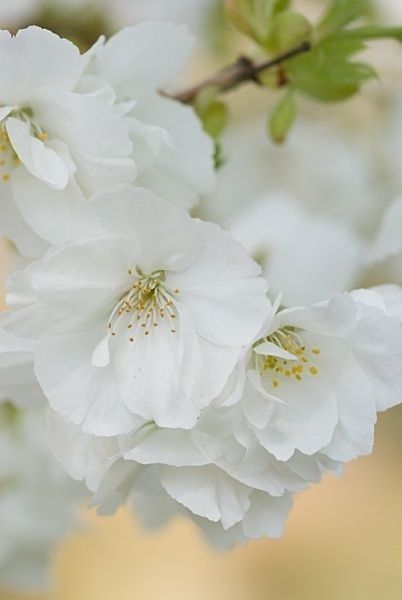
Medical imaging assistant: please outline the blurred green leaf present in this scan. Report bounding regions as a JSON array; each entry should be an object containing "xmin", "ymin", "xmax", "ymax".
[
  {"xmin": 287, "ymin": 33, "xmax": 377, "ymax": 102},
  {"xmin": 224, "ymin": 0, "xmax": 290, "ymax": 43},
  {"xmin": 316, "ymin": 0, "xmax": 371, "ymax": 39},
  {"xmin": 267, "ymin": 11, "xmax": 312, "ymax": 52},
  {"xmin": 269, "ymin": 89, "xmax": 296, "ymax": 143}
]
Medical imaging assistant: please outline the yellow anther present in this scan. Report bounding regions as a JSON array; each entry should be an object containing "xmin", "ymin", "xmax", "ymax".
[
  {"xmin": 2, "ymin": 173, "xmax": 10, "ymax": 181},
  {"xmin": 310, "ymin": 366, "xmax": 318, "ymax": 375},
  {"xmin": 272, "ymin": 379, "xmax": 280, "ymax": 388},
  {"xmin": 312, "ymin": 348, "xmax": 321, "ymax": 355}
]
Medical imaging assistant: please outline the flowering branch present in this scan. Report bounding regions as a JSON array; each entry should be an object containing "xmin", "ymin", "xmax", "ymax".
[{"xmin": 169, "ymin": 40, "xmax": 312, "ymax": 104}]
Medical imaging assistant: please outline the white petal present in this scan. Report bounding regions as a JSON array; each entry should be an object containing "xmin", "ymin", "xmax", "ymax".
[
  {"xmin": 35, "ymin": 327, "xmax": 139, "ymax": 436},
  {"xmin": 8, "ymin": 238, "xmax": 140, "ymax": 335},
  {"xmin": 92, "ymin": 459, "xmax": 140, "ymax": 515},
  {"xmin": 160, "ymin": 465, "xmax": 252, "ymax": 529},
  {"xmin": 47, "ymin": 408, "xmax": 118, "ymax": 491},
  {"xmin": 11, "ymin": 168, "xmax": 83, "ymax": 246},
  {"xmin": 0, "ymin": 183, "xmax": 48, "ymax": 258},
  {"xmin": 254, "ymin": 366, "xmax": 339, "ymax": 461},
  {"xmin": 6, "ymin": 117, "xmax": 69, "ymax": 190},
  {"xmin": 124, "ymin": 428, "xmax": 208, "ymax": 467},
  {"xmin": 254, "ymin": 340, "xmax": 297, "ymax": 360},
  {"xmin": 0, "ymin": 27, "xmax": 84, "ymax": 105},
  {"xmin": 34, "ymin": 89, "xmax": 136, "ymax": 194},
  {"xmin": 114, "ymin": 302, "xmax": 205, "ymax": 429},
  {"xmin": 74, "ymin": 186, "xmax": 202, "ymax": 272},
  {"xmin": 242, "ymin": 491, "xmax": 293, "ymax": 539},
  {"xmin": 134, "ymin": 94, "xmax": 215, "ymax": 204},
  {"xmin": 96, "ymin": 22, "xmax": 193, "ymax": 96},
  {"xmin": 169, "ymin": 221, "xmax": 270, "ymax": 347}
]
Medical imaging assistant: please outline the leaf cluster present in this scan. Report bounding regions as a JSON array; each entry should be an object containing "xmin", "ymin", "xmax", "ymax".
[{"xmin": 225, "ymin": 0, "xmax": 402, "ymax": 142}]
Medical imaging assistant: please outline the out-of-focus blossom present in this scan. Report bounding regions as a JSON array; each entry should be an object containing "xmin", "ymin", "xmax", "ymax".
[
  {"xmin": 228, "ymin": 194, "xmax": 364, "ymax": 306},
  {"xmin": 0, "ymin": 405, "xmax": 85, "ymax": 589},
  {"xmin": 200, "ymin": 116, "xmax": 383, "ymax": 236},
  {"xmin": 0, "ymin": 0, "xmax": 41, "ymax": 29},
  {"xmin": 0, "ymin": 327, "xmax": 43, "ymax": 406},
  {"xmin": 91, "ymin": 21, "xmax": 215, "ymax": 209}
]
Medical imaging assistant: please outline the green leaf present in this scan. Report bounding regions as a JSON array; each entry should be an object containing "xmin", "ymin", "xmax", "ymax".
[
  {"xmin": 266, "ymin": 10, "xmax": 312, "ymax": 52},
  {"xmin": 316, "ymin": 0, "xmax": 371, "ymax": 39},
  {"xmin": 269, "ymin": 90, "xmax": 296, "ymax": 143},
  {"xmin": 224, "ymin": 0, "xmax": 290, "ymax": 43},
  {"xmin": 287, "ymin": 34, "xmax": 377, "ymax": 102}
]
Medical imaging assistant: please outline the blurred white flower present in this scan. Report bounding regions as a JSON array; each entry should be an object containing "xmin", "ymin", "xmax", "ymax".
[
  {"xmin": 104, "ymin": 0, "xmax": 217, "ymax": 39},
  {"xmin": 91, "ymin": 22, "xmax": 215, "ymax": 209},
  {"xmin": 2, "ymin": 187, "xmax": 269, "ymax": 434},
  {"xmin": 200, "ymin": 116, "xmax": 382, "ymax": 235},
  {"xmin": 0, "ymin": 405, "xmax": 85, "ymax": 589},
  {"xmin": 228, "ymin": 193, "xmax": 364, "ymax": 306},
  {"xmin": 0, "ymin": 0, "xmax": 41, "ymax": 29},
  {"xmin": 371, "ymin": 193, "xmax": 402, "ymax": 263},
  {"xmin": 0, "ymin": 327, "xmax": 43, "ymax": 406}
]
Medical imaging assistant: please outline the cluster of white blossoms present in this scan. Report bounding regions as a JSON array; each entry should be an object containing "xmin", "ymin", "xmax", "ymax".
[{"xmin": 1, "ymin": 22, "xmax": 402, "ymax": 563}]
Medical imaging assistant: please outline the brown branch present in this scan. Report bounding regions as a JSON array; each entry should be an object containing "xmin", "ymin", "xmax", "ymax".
[{"xmin": 168, "ymin": 40, "xmax": 311, "ymax": 104}]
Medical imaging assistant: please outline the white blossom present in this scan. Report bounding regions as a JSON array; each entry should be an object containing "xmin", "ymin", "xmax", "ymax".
[
  {"xmin": 0, "ymin": 24, "xmax": 215, "ymax": 257},
  {"xmin": 47, "ymin": 406, "xmax": 341, "ymax": 549},
  {"xmin": 2, "ymin": 187, "xmax": 269, "ymax": 435},
  {"xmin": 0, "ymin": 26, "xmax": 136, "ymax": 254},
  {"xmin": 239, "ymin": 292, "xmax": 402, "ymax": 463}
]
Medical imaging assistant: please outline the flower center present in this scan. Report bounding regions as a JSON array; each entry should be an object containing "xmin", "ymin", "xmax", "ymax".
[
  {"xmin": 108, "ymin": 267, "xmax": 180, "ymax": 343},
  {"xmin": 0, "ymin": 107, "xmax": 47, "ymax": 183},
  {"xmin": 256, "ymin": 327, "xmax": 321, "ymax": 389}
]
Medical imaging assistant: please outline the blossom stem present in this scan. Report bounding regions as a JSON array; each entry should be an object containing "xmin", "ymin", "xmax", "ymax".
[{"xmin": 168, "ymin": 40, "xmax": 311, "ymax": 104}]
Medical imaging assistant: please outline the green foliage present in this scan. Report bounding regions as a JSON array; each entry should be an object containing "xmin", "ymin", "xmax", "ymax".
[
  {"xmin": 224, "ymin": 0, "xmax": 402, "ymax": 142},
  {"xmin": 287, "ymin": 35, "xmax": 377, "ymax": 102},
  {"xmin": 316, "ymin": 0, "xmax": 371, "ymax": 38},
  {"xmin": 224, "ymin": 0, "xmax": 291, "ymax": 45},
  {"xmin": 267, "ymin": 11, "xmax": 312, "ymax": 53},
  {"xmin": 269, "ymin": 89, "xmax": 296, "ymax": 143}
]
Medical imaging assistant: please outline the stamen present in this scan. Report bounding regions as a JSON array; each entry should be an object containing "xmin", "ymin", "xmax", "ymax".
[
  {"xmin": 256, "ymin": 325, "xmax": 322, "ymax": 387},
  {"xmin": 107, "ymin": 267, "xmax": 179, "ymax": 343}
]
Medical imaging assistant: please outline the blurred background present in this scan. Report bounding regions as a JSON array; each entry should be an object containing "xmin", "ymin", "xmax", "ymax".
[{"xmin": 1, "ymin": 0, "xmax": 402, "ymax": 598}]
